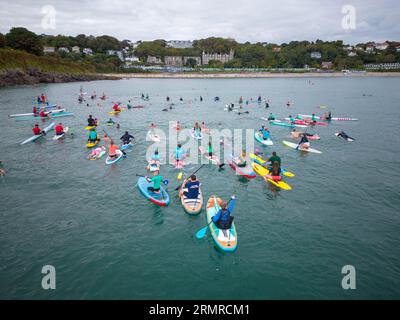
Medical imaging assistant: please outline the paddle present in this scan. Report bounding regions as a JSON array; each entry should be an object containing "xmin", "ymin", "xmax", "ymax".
[
  {"xmin": 174, "ymin": 164, "xmax": 205, "ymax": 191},
  {"xmin": 195, "ymin": 198, "xmax": 232, "ymax": 240}
]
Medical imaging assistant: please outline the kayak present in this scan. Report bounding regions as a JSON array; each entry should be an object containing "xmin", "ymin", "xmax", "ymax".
[
  {"xmin": 335, "ymin": 132, "xmax": 355, "ymax": 142},
  {"xmin": 251, "ymin": 162, "xmax": 292, "ymax": 190},
  {"xmin": 199, "ymin": 146, "xmax": 221, "ymax": 166},
  {"xmin": 105, "ymin": 149, "xmax": 124, "ymax": 165},
  {"xmin": 191, "ymin": 130, "xmax": 203, "ymax": 140},
  {"xmin": 106, "ymin": 121, "xmax": 115, "ymax": 126},
  {"xmin": 85, "ymin": 125, "xmax": 98, "ymax": 131},
  {"xmin": 35, "ymin": 103, "xmax": 57, "ymax": 109},
  {"xmin": 282, "ymin": 140, "xmax": 322, "ymax": 154},
  {"xmin": 15, "ymin": 112, "xmax": 74, "ymax": 121},
  {"xmin": 20, "ymin": 122, "xmax": 55, "ymax": 145},
  {"xmin": 180, "ymin": 178, "xmax": 203, "ymax": 215},
  {"xmin": 86, "ymin": 139, "xmax": 100, "ymax": 148},
  {"xmin": 249, "ymin": 153, "xmax": 295, "ymax": 178},
  {"xmin": 254, "ymin": 131, "xmax": 273, "ymax": 146},
  {"xmin": 298, "ymin": 114, "xmax": 358, "ymax": 121},
  {"xmin": 227, "ymin": 155, "xmax": 256, "ymax": 179},
  {"xmin": 52, "ymin": 127, "xmax": 69, "ymax": 140},
  {"xmin": 9, "ymin": 109, "xmax": 66, "ymax": 118},
  {"xmin": 146, "ymin": 131, "xmax": 161, "ymax": 142},
  {"xmin": 108, "ymin": 109, "xmax": 123, "ymax": 115},
  {"xmin": 87, "ymin": 147, "xmax": 107, "ymax": 160},
  {"xmin": 137, "ymin": 176, "xmax": 170, "ymax": 206},
  {"xmin": 269, "ymin": 120, "xmax": 308, "ymax": 128},
  {"xmin": 206, "ymin": 196, "xmax": 237, "ymax": 252}
]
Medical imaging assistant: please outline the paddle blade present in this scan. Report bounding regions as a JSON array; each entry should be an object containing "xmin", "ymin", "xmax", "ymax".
[
  {"xmin": 195, "ymin": 226, "xmax": 208, "ymax": 239},
  {"xmin": 283, "ymin": 171, "xmax": 295, "ymax": 178},
  {"xmin": 177, "ymin": 172, "xmax": 183, "ymax": 180}
]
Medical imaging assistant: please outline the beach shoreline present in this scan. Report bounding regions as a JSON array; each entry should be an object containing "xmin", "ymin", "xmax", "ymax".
[{"xmin": 102, "ymin": 71, "xmax": 400, "ymax": 79}]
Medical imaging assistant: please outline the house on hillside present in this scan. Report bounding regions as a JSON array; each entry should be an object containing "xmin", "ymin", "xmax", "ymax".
[
  {"xmin": 375, "ymin": 42, "xmax": 389, "ymax": 50},
  {"xmin": 72, "ymin": 46, "xmax": 80, "ymax": 53},
  {"xmin": 166, "ymin": 40, "xmax": 193, "ymax": 49},
  {"xmin": 83, "ymin": 48, "xmax": 93, "ymax": 55},
  {"xmin": 43, "ymin": 46, "xmax": 55, "ymax": 54},
  {"xmin": 272, "ymin": 47, "xmax": 281, "ymax": 52},
  {"xmin": 366, "ymin": 44, "xmax": 375, "ymax": 54},
  {"xmin": 58, "ymin": 47, "xmax": 70, "ymax": 53},
  {"xmin": 396, "ymin": 45, "xmax": 400, "ymax": 53},
  {"xmin": 310, "ymin": 51, "xmax": 321, "ymax": 59},
  {"xmin": 125, "ymin": 55, "xmax": 139, "ymax": 63},
  {"xmin": 348, "ymin": 51, "xmax": 357, "ymax": 57},
  {"xmin": 321, "ymin": 61, "xmax": 333, "ymax": 69}
]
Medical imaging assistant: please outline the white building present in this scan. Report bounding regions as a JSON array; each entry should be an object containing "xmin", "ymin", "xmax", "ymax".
[
  {"xmin": 366, "ymin": 45, "xmax": 375, "ymax": 53},
  {"xmin": 116, "ymin": 51, "xmax": 124, "ymax": 61},
  {"xmin": 310, "ymin": 52, "xmax": 322, "ymax": 59},
  {"xmin": 72, "ymin": 46, "xmax": 80, "ymax": 53},
  {"xmin": 58, "ymin": 47, "xmax": 70, "ymax": 53},
  {"xmin": 348, "ymin": 51, "xmax": 357, "ymax": 57},
  {"xmin": 125, "ymin": 56, "xmax": 139, "ymax": 62},
  {"xmin": 202, "ymin": 50, "xmax": 234, "ymax": 65},
  {"xmin": 147, "ymin": 56, "xmax": 162, "ymax": 64},
  {"xmin": 375, "ymin": 42, "xmax": 389, "ymax": 50},
  {"xmin": 166, "ymin": 40, "xmax": 193, "ymax": 49},
  {"xmin": 83, "ymin": 48, "xmax": 93, "ymax": 55},
  {"xmin": 43, "ymin": 46, "xmax": 55, "ymax": 53}
]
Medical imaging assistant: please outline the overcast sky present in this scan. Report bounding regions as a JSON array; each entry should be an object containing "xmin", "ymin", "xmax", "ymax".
[{"xmin": 0, "ymin": 0, "xmax": 399, "ymax": 44}]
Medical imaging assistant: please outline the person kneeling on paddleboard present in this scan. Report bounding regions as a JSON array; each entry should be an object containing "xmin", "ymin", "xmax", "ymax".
[
  {"xmin": 181, "ymin": 175, "xmax": 201, "ymax": 200},
  {"xmin": 146, "ymin": 170, "xmax": 163, "ymax": 194},
  {"xmin": 32, "ymin": 124, "xmax": 45, "ymax": 136},
  {"xmin": 288, "ymin": 115, "xmax": 295, "ymax": 124},
  {"xmin": 55, "ymin": 123, "xmax": 65, "ymax": 136},
  {"xmin": 259, "ymin": 125, "xmax": 270, "ymax": 140},
  {"xmin": 234, "ymin": 150, "xmax": 247, "ymax": 167},
  {"xmin": 120, "ymin": 131, "xmax": 135, "ymax": 145},
  {"xmin": 267, "ymin": 113, "xmax": 275, "ymax": 121},
  {"xmin": 88, "ymin": 129, "xmax": 98, "ymax": 143},
  {"xmin": 296, "ymin": 133, "xmax": 310, "ymax": 150},
  {"xmin": 212, "ymin": 196, "xmax": 236, "ymax": 231},
  {"xmin": 264, "ymin": 162, "xmax": 282, "ymax": 182}
]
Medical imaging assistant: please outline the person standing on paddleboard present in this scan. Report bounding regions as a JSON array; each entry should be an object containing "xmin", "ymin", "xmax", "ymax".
[
  {"xmin": 146, "ymin": 170, "xmax": 163, "ymax": 194},
  {"xmin": 212, "ymin": 195, "xmax": 236, "ymax": 232}
]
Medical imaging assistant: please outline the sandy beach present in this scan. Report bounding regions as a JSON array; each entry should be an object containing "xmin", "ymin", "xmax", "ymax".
[{"xmin": 103, "ymin": 72, "xmax": 400, "ymax": 79}]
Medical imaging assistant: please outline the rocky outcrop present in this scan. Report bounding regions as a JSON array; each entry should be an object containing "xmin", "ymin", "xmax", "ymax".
[{"xmin": 0, "ymin": 68, "xmax": 120, "ymax": 87}]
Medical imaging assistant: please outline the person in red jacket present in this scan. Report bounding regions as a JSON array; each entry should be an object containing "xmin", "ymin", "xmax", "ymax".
[
  {"xmin": 39, "ymin": 109, "xmax": 49, "ymax": 118},
  {"xmin": 32, "ymin": 106, "xmax": 38, "ymax": 116},
  {"xmin": 41, "ymin": 94, "xmax": 46, "ymax": 104},
  {"xmin": 32, "ymin": 124, "xmax": 44, "ymax": 136},
  {"xmin": 54, "ymin": 123, "xmax": 64, "ymax": 135},
  {"xmin": 113, "ymin": 103, "xmax": 121, "ymax": 112}
]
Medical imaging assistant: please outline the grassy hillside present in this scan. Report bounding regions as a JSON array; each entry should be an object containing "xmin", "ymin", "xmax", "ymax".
[{"xmin": 0, "ymin": 48, "xmax": 96, "ymax": 74}]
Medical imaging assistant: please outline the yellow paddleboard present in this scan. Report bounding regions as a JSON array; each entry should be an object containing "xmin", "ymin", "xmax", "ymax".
[
  {"xmin": 86, "ymin": 139, "xmax": 100, "ymax": 148},
  {"xmin": 251, "ymin": 162, "xmax": 292, "ymax": 190},
  {"xmin": 249, "ymin": 153, "xmax": 295, "ymax": 178}
]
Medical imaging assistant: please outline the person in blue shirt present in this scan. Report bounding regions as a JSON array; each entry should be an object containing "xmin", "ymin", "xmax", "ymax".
[
  {"xmin": 212, "ymin": 195, "xmax": 236, "ymax": 230},
  {"xmin": 259, "ymin": 125, "xmax": 270, "ymax": 140},
  {"xmin": 88, "ymin": 129, "xmax": 98, "ymax": 143},
  {"xmin": 181, "ymin": 175, "xmax": 201, "ymax": 200},
  {"xmin": 174, "ymin": 143, "xmax": 185, "ymax": 166}
]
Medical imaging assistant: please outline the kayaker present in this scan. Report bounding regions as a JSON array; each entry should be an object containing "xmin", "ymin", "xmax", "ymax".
[
  {"xmin": 179, "ymin": 97, "xmax": 183, "ymax": 102},
  {"xmin": 258, "ymin": 96, "xmax": 262, "ymax": 103},
  {"xmin": 37, "ymin": 96, "xmax": 41, "ymax": 104},
  {"xmin": 207, "ymin": 141, "xmax": 214, "ymax": 157},
  {"xmin": 54, "ymin": 123, "xmax": 65, "ymax": 136},
  {"xmin": 265, "ymin": 101, "xmax": 270, "ymax": 108},
  {"xmin": 106, "ymin": 118, "xmax": 115, "ymax": 125},
  {"xmin": 324, "ymin": 111, "xmax": 332, "ymax": 121},
  {"xmin": 311, "ymin": 113, "xmax": 317, "ymax": 124},
  {"xmin": 32, "ymin": 124, "xmax": 45, "ymax": 136},
  {"xmin": 267, "ymin": 151, "xmax": 281, "ymax": 168},
  {"xmin": 267, "ymin": 113, "xmax": 275, "ymax": 121},
  {"xmin": 113, "ymin": 103, "xmax": 121, "ymax": 112},
  {"xmin": 87, "ymin": 115, "xmax": 96, "ymax": 127},
  {"xmin": 166, "ymin": 96, "xmax": 170, "ymax": 102},
  {"xmin": 120, "ymin": 131, "xmax": 135, "ymax": 145},
  {"xmin": 259, "ymin": 125, "xmax": 270, "ymax": 140},
  {"xmin": 39, "ymin": 109, "xmax": 49, "ymax": 118},
  {"xmin": 239, "ymin": 96, "xmax": 243, "ymax": 104},
  {"xmin": 146, "ymin": 170, "xmax": 163, "ymax": 194},
  {"xmin": 41, "ymin": 93, "xmax": 46, "ymax": 104},
  {"xmin": 180, "ymin": 175, "xmax": 201, "ymax": 200},
  {"xmin": 175, "ymin": 121, "xmax": 181, "ymax": 131},
  {"xmin": 200, "ymin": 96, "xmax": 203, "ymax": 102},
  {"xmin": 127, "ymin": 100, "xmax": 132, "ymax": 109},
  {"xmin": 264, "ymin": 162, "xmax": 282, "ymax": 182},
  {"xmin": 234, "ymin": 150, "xmax": 247, "ymax": 167},
  {"xmin": 88, "ymin": 128, "xmax": 98, "ymax": 143},
  {"xmin": 288, "ymin": 115, "xmax": 295, "ymax": 124},
  {"xmin": 212, "ymin": 195, "xmax": 236, "ymax": 230},
  {"xmin": 296, "ymin": 133, "xmax": 310, "ymax": 150}
]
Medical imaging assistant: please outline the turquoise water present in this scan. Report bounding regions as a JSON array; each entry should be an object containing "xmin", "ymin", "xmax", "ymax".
[{"xmin": 0, "ymin": 77, "xmax": 399, "ymax": 299}]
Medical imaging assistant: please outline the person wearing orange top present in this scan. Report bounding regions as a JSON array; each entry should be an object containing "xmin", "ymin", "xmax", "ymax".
[{"xmin": 108, "ymin": 141, "xmax": 119, "ymax": 159}]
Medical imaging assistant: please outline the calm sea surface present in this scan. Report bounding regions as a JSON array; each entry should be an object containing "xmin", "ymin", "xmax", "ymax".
[{"xmin": 0, "ymin": 77, "xmax": 399, "ymax": 299}]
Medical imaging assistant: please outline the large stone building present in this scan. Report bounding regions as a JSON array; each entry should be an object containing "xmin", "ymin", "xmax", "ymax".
[
  {"xmin": 201, "ymin": 50, "xmax": 234, "ymax": 66},
  {"xmin": 164, "ymin": 56, "xmax": 183, "ymax": 67}
]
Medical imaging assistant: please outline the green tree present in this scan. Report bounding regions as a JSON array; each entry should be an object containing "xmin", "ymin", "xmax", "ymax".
[
  {"xmin": 185, "ymin": 58, "xmax": 197, "ymax": 68},
  {"xmin": 0, "ymin": 33, "xmax": 6, "ymax": 48},
  {"xmin": 5, "ymin": 27, "xmax": 43, "ymax": 55}
]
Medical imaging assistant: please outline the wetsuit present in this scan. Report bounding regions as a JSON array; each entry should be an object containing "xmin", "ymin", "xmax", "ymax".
[
  {"xmin": 121, "ymin": 133, "xmax": 134, "ymax": 144},
  {"xmin": 87, "ymin": 118, "xmax": 95, "ymax": 126},
  {"xmin": 183, "ymin": 180, "xmax": 200, "ymax": 199}
]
